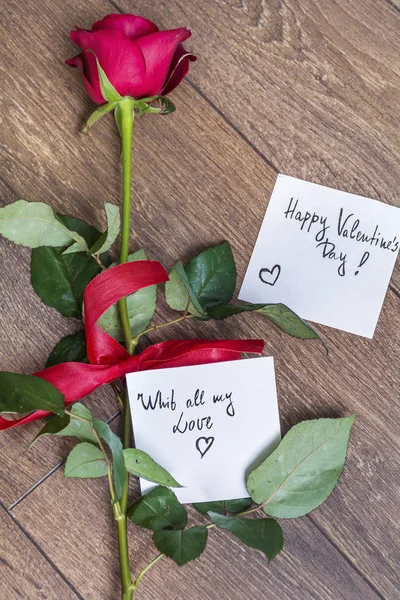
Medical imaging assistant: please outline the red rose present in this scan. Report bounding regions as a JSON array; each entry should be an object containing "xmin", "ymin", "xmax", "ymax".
[{"xmin": 66, "ymin": 14, "xmax": 196, "ymax": 104}]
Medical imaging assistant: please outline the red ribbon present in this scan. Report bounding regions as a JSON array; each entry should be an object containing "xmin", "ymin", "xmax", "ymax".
[{"xmin": 0, "ymin": 260, "xmax": 264, "ymax": 431}]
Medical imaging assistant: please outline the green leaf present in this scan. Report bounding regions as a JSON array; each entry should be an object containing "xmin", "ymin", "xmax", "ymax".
[
  {"xmin": 93, "ymin": 419, "xmax": 126, "ymax": 501},
  {"xmin": 194, "ymin": 497, "xmax": 252, "ymax": 515},
  {"xmin": 98, "ymin": 250, "xmax": 157, "ymax": 340},
  {"xmin": 123, "ymin": 449, "xmax": 182, "ymax": 487},
  {"xmin": 91, "ymin": 54, "xmax": 123, "ymax": 103},
  {"xmin": 62, "ymin": 242, "xmax": 85, "ymax": 255},
  {"xmin": 0, "ymin": 200, "xmax": 88, "ymax": 250},
  {"xmin": 54, "ymin": 403, "xmax": 96, "ymax": 442},
  {"xmin": 31, "ymin": 215, "xmax": 107, "ymax": 317},
  {"xmin": 185, "ymin": 242, "xmax": 236, "ymax": 308},
  {"xmin": 158, "ymin": 96, "xmax": 176, "ymax": 115},
  {"xmin": 83, "ymin": 101, "xmax": 118, "ymax": 133},
  {"xmin": 30, "ymin": 414, "xmax": 70, "ymax": 447},
  {"xmin": 46, "ymin": 331, "xmax": 87, "ymax": 368},
  {"xmin": 208, "ymin": 512, "xmax": 283, "ymax": 561},
  {"xmin": 207, "ymin": 302, "xmax": 325, "ymax": 346},
  {"xmin": 165, "ymin": 242, "xmax": 236, "ymax": 315},
  {"xmin": 31, "ymin": 247, "xmax": 101, "ymax": 316},
  {"xmin": 152, "ymin": 526, "xmax": 208, "ymax": 566},
  {"xmin": 165, "ymin": 261, "xmax": 207, "ymax": 317},
  {"xmin": 92, "ymin": 203, "xmax": 120, "ymax": 256},
  {"xmin": 247, "ymin": 416, "xmax": 355, "ymax": 518},
  {"xmin": 114, "ymin": 104, "xmax": 123, "ymax": 138},
  {"xmin": 64, "ymin": 442, "xmax": 108, "ymax": 478},
  {"xmin": 134, "ymin": 99, "xmax": 161, "ymax": 117},
  {"xmin": 58, "ymin": 215, "xmax": 103, "ymax": 248},
  {"xmin": 0, "ymin": 373, "xmax": 65, "ymax": 416},
  {"xmin": 225, "ymin": 498, "xmax": 253, "ymax": 513},
  {"xmin": 31, "ymin": 403, "xmax": 97, "ymax": 447},
  {"xmin": 127, "ymin": 486, "xmax": 187, "ymax": 531},
  {"xmin": 193, "ymin": 501, "xmax": 225, "ymax": 515},
  {"xmin": 134, "ymin": 96, "xmax": 176, "ymax": 116}
]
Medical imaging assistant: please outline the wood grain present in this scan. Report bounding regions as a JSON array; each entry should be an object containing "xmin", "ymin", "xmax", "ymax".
[
  {"xmin": 10, "ymin": 468, "xmax": 381, "ymax": 600},
  {"xmin": 116, "ymin": 0, "xmax": 400, "ymax": 291},
  {"xmin": 0, "ymin": 0, "xmax": 399, "ymax": 598},
  {"xmin": 0, "ymin": 505, "xmax": 80, "ymax": 599}
]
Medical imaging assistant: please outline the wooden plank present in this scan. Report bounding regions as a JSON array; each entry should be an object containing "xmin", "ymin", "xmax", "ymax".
[
  {"xmin": 0, "ymin": 0, "xmax": 274, "ymax": 508},
  {"xmin": 0, "ymin": 505, "xmax": 80, "ymax": 599},
  {"xmin": 109, "ymin": 0, "xmax": 400, "ymax": 593},
  {"xmin": 0, "ymin": 0, "xmax": 130, "ymax": 507},
  {"xmin": 116, "ymin": 0, "xmax": 400, "ymax": 201},
  {"xmin": 116, "ymin": 0, "xmax": 400, "ymax": 292},
  {"xmin": 0, "ymin": 0, "xmax": 398, "ymax": 598},
  {"xmin": 11, "ymin": 469, "xmax": 381, "ymax": 600},
  {"xmin": 0, "ymin": 199, "xmax": 118, "ymax": 506},
  {"xmin": 0, "ymin": 387, "xmax": 118, "ymax": 509}
]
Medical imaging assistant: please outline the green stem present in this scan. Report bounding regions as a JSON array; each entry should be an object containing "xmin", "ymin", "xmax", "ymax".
[
  {"xmin": 115, "ymin": 509, "xmax": 134, "ymax": 600},
  {"xmin": 128, "ymin": 503, "xmax": 263, "ymax": 596},
  {"xmin": 118, "ymin": 97, "xmax": 135, "ymax": 356},
  {"xmin": 120, "ymin": 394, "xmax": 131, "ymax": 514},
  {"xmin": 115, "ymin": 96, "xmax": 135, "ymax": 600},
  {"xmin": 132, "ymin": 554, "xmax": 164, "ymax": 592},
  {"xmin": 131, "ymin": 313, "xmax": 193, "ymax": 346}
]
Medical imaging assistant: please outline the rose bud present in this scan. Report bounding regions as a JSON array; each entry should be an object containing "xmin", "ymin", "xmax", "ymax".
[{"xmin": 66, "ymin": 13, "xmax": 196, "ymax": 104}]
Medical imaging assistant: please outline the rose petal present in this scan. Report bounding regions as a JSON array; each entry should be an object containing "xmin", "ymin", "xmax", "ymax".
[
  {"xmin": 135, "ymin": 27, "xmax": 192, "ymax": 97},
  {"xmin": 161, "ymin": 44, "xmax": 197, "ymax": 96},
  {"xmin": 65, "ymin": 54, "xmax": 105, "ymax": 104},
  {"xmin": 92, "ymin": 13, "xmax": 158, "ymax": 41},
  {"xmin": 69, "ymin": 28, "xmax": 146, "ymax": 101}
]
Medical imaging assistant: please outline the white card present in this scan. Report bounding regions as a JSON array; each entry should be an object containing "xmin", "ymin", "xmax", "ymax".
[
  {"xmin": 126, "ymin": 357, "xmax": 280, "ymax": 504},
  {"xmin": 239, "ymin": 175, "xmax": 400, "ymax": 338}
]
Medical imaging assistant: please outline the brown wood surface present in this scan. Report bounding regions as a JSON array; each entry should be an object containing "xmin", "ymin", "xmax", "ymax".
[
  {"xmin": 0, "ymin": 505, "xmax": 80, "ymax": 599},
  {"xmin": 0, "ymin": 0, "xmax": 399, "ymax": 598}
]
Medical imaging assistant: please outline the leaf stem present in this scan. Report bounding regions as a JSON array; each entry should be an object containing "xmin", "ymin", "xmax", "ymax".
[
  {"xmin": 64, "ymin": 409, "xmax": 88, "ymax": 423},
  {"xmin": 128, "ymin": 503, "xmax": 263, "ymax": 596},
  {"xmin": 132, "ymin": 553, "xmax": 164, "ymax": 592},
  {"xmin": 111, "ymin": 382, "xmax": 125, "ymax": 412},
  {"xmin": 65, "ymin": 409, "xmax": 117, "ymax": 501},
  {"xmin": 132, "ymin": 313, "xmax": 193, "ymax": 345},
  {"xmin": 93, "ymin": 253, "xmax": 108, "ymax": 271},
  {"xmin": 235, "ymin": 505, "xmax": 260, "ymax": 517}
]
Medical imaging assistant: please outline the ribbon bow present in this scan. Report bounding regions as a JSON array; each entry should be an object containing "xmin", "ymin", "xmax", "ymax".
[{"xmin": 0, "ymin": 260, "xmax": 264, "ymax": 431}]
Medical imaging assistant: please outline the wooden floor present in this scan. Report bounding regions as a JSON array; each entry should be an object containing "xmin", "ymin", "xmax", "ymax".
[{"xmin": 1, "ymin": 1, "xmax": 399, "ymax": 598}]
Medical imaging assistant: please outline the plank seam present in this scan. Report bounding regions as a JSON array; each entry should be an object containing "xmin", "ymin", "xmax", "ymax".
[
  {"xmin": 386, "ymin": 0, "xmax": 400, "ymax": 14},
  {"xmin": 104, "ymin": 0, "xmax": 280, "ymax": 174},
  {"xmin": 7, "ymin": 460, "xmax": 66, "ymax": 511},
  {"xmin": 0, "ymin": 500, "xmax": 86, "ymax": 600},
  {"xmin": 185, "ymin": 77, "xmax": 280, "ymax": 174},
  {"xmin": 7, "ymin": 411, "xmax": 121, "ymax": 511},
  {"xmin": 96, "ymin": 8, "xmax": 398, "ymax": 594},
  {"xmin": 2, "ymin": 3, "xmax": 399, "ymax": 591},
  {"xmin": 307, "ymin": 514, "xmax": 386, "ymax": 600}
]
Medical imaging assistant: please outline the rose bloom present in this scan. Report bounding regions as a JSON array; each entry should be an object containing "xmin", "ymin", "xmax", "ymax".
[{"xmin": 66, "ymin": 13, "xmax": 196, "ymax": 104}]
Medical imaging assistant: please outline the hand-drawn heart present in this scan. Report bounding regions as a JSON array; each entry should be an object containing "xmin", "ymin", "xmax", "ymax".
[
  {"xmin": 259, "ymin": 264, "xmax": 281, "ymax": 286},
  {"xmin": 195, "ymin": 436, "xmax": 214, "ymax": 459}
]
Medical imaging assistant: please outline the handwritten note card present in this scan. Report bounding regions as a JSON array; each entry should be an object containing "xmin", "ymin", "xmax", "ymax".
[
  {"xmin": 239, "ymin": 175, "xmax": 400, "ymax": 338},
  {"xmin": 126, "ymin": 357, "xmax": 280, "ymax": 504}
]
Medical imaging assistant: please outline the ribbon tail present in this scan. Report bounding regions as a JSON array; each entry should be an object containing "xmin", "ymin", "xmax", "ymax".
[
  {"xmin": 0, "ymin": 411, "xmax": 52, "ymax": 431},
  {"xmin": 0, "ymin": 339, "xmax": 264, "ymax": 431},
  {"xmin": 0, "ymin": 361, "xmax": 125, "ymax": 431},
  {"xmin": 36, "ymin": 361, "xmax": 124, "ymax": 402}
]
